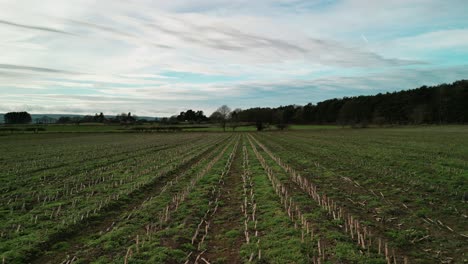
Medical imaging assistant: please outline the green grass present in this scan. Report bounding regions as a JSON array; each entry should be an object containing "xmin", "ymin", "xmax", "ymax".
[
  {"xmin": 0, "ymin": 123, "xmax": 127, "ymax": 133},
  {"xmin": 240, "ymin": 140, "xmax": 309, "ymax": 263},
  {"xmin": 0, "ymin": 133, "xmax": 230, "ymax": 263},
  {"xmin": 0, "ymin": 126, "xmax": 466, "ymax": 263},
  {"xmin": 1, "ymin": 123, "xmax": 342, "ymax": 133},
  {"xmin": 246, "ymin": 136, "xmax": 386, "ymax": 263},
  {"xmin": 288, "ymin": 124, "xmax": 341, "ymax": 130},
  {"xmin": 252, "ymin": 127, "xmax": 468, "ymax": 263}
]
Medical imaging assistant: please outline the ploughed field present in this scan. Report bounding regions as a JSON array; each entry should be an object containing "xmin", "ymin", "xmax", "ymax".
[{"xmin": 0, "ymin": 128, "xmax": 467, "ymax": 263}]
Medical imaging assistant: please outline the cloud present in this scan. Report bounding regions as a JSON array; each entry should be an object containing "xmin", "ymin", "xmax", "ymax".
[
  {"xmin": 391, "ymin": 29, "xmax": 468, "ymax": 50},
  {"xmin": 0, "ymin": 0, "xmax": 466, "ymax": 116},
  {"xmin": 0, "ymin": 19, "xmax": 73, "ymax": 35},
  {"xmin": 120, "ymin": 73, "xmax": 174, "ymax": 79},
  {"xmin": 0, "ymin": 64, "xmax": 80, "ymax": 74},
  {"xmin": 63, "ymin": 18, "xmax": 172, "ymax": 49},
  {"xmin": 146, "ymin": 17, "xmax": 307, "ymax": 53},
  {"xmin": 302, "ymin": 38, "xmax": 424, "ymax": 67},
  {"xmin": 3, "ymin": 65, "xmax": 467, "ymax": 116},
  {"xmin": 0, "ymin": 0, "xmax": 431, "ymax": 75}
]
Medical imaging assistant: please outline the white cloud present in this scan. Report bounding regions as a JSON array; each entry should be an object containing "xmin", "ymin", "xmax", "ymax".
[
  {"xmin": 0, "ymin": 0, "xmax": 466, "ymax": 115},
  {"xmin": 391, "ymin": 29, "xmax": 468, "ymax": 50}
]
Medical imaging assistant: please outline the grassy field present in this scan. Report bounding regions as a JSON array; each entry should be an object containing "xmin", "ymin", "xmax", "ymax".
[
  {"xmin": 0, "ymin": 123, "xmax": 341, "ymax": 133},
  {"xmin": 0, "ymin": 127, "xmax": 466, "ymax": 263}
]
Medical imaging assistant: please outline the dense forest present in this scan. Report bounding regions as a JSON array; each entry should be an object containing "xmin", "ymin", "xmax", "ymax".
[{"xmin": 234, "ymin": 80, "xmax": 468, "ymax": 126}]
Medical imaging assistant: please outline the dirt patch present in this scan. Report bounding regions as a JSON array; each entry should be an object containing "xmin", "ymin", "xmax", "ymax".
[{"xmin": 202, "ymin": 145, "xmax": 244, "ymax": 263}]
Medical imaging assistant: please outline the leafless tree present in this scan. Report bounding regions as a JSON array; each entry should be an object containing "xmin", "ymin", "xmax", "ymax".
[{"xmin": 212, "ymin": 105, "xmax": 231, "ymax": 131}]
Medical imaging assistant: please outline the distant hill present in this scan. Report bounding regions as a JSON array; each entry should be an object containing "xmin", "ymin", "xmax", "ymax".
[{"xmin": 0, "ymin": 114, "xmax": 159, "ymax": 123}]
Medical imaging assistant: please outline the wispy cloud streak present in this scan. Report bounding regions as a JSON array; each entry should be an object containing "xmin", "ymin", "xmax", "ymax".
[
  {"xmin": 0, "ymin": 64, "xmax": 80, "ymax": 74},
  {"xmin": 0, "ymin": 19, "xmax": 73, "ymax": 35}
]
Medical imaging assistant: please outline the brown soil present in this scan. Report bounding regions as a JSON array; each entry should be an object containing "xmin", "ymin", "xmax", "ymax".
[{"xmin": 201, "ymin": 145, "xmax": 244, "ymax": 264}]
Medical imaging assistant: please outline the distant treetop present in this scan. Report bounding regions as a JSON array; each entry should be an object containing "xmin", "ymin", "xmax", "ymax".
[{"xmin": 4, "ymin": 112, "xmax": 32, "ymax": 124}]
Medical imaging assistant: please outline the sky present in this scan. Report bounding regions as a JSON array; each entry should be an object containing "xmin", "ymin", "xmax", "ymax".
[{"xmin": 1, "ymin": 0, "xmax": 467, "ymax": 117}]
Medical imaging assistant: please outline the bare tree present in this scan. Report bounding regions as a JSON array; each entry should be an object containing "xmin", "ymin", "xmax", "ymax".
[{"xmin": 212, "ymin": 105, "xmax": 231, "ymax": 132}]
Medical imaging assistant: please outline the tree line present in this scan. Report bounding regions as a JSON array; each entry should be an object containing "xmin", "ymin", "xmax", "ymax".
[
  {"xmin": 55, "ymin": 112, "xmax": 140, "ymax": 124},
  {"xmin": 231, "ymin": 80, "xmax": 468, "ymax": 127},
  {"xmin": 3, "ymin": 80, "xmax": 467, "ymax": 127},
  {"xmin": 2, "ymin": 112, "xmax": 142, "ymax": 125}
]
